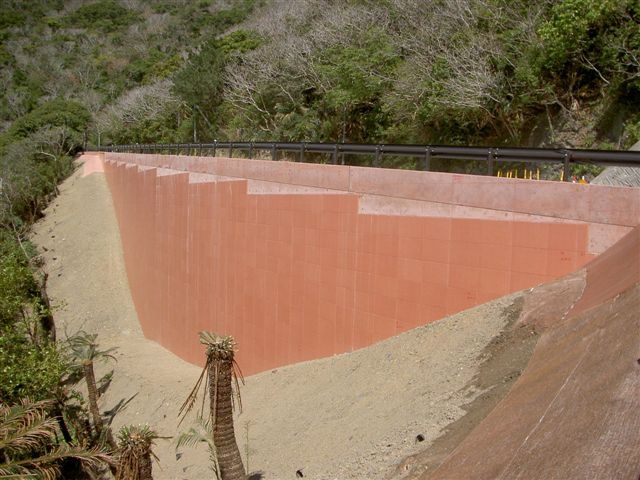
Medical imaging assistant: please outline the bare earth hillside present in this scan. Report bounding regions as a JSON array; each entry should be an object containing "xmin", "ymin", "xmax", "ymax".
[{"xmin": 32, "ymin": 164, "xmax": 538, "ymax": 479}]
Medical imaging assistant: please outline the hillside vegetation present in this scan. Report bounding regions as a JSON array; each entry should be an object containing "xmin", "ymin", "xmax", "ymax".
[
  {"xmin": 0, "ymin": 0, "xmax": 638, "ymax": 151},
  {"xmin": 0, "ymin": 0, "xmax": 638, "ymax": 475}
]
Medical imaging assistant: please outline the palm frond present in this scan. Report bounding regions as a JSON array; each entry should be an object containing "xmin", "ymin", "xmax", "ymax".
[
  {"xmin": 66, "ymin": 330, "xmax": 117, "ymax": 363},
  {"xmin": 0, "ymin": 414, "xmax": 57, "ymax": 455},
  {"xmin": 0, "ymin": 399, "xmax": 53, "ymax": 436},
  {"xmin": 117, "ymin": 424, "xmax": 159, "ymax": 448},
  {"xmin": 176, "ymin": 415, "xmax": 219, "ymax": 478},
  {"xmin": 0, "ymin": 400, "xmax": 57, "ymax": 454},
  {"xmin": 199, "ymin": 332, "xmax": 236, "ymax": 361},
  {"xmin": 175, "ymin": 415, "xmax": 211, "ymax": 450},
  {"xmin": 0, "ymin": 399, "xmax": 113, "ymax": 479},
  {"xmin": 5, "ymin": 444, "xmax": 113, "ymax": 471},
  {"xmin": 177, "ymin": 356, "xmax": 210, "ymax": 425},
  {"xmin": 232, "ymin": 359, "xmax": 245, "ymax": 414},
  {"xmin": 0, "ymin": 461, "xmax": 59, "ymax": 479}
]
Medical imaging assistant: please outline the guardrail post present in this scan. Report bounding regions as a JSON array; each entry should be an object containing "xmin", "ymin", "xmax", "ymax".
[
  {"xmin": 300, "ymin": 143, "xmax": 305, "ymax": 163},
  {"xmin": 271, "ymin": 143, "xmax": 277, "ymax": 161},
  {"xmin": 374, "ymin": 145, "xmax": 381, "ymax": 167},
  {"xmin": 229, "ymin": 142, "xmax": 234, "ymax": 158},
  {"xmin": 249, "ymin": 142, "xmax": 254, "ymax": 159},
  {"xmin": 424, "ymin": 147, "xmax": 431, "ymax": 171},
  {"xmin": 213, "ymin": 140, "xmax": 217, "ymax": 157},
  {"xmin": 333, "ymin": 144, "xmax": 338, "ymax": 165},
  {"xmin": 563, "ymin": 151, "xmax": 571, "ymax": 181},
  {"xmin": 487, "ymin": 148, "xmax": 495, "ymax": 176}
]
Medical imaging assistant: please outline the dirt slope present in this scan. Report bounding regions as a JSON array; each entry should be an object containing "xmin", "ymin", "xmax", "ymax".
[{"xmin": 32, "ymin": 163, "xmax": 538, "ymax": 479}]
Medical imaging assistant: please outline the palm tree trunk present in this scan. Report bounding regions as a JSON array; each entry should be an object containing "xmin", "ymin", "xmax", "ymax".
[
  {"xmin": 115, "ymin": 449, "xmax": 153, "ymax": 480},
  {"xmin": 209, "ymin": 358, "xmax": 245, "ymax": 480},
  {"xmin": 138, "ymin": 452, "xmax": 153, "ymax": 480},
  {"xmin": 53, "ymin": 404, "xmax": 73, "ymax": 444},
  {"xmin": 115, "ymin": 425, "xmax": 157, "ymax": 480},
  {"xmin": 84, "ymin": 360, "xmax": 102, "ymax": 437}
]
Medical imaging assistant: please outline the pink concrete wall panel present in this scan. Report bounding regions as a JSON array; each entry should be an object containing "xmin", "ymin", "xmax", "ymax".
[
  {"xmin": 569, "ymin": 225, "xmax": 640, "ymax": 316},
  {"xmin": 104, "ymin": 163, "xmax": 159, "ymax": 340},
  {"xmin": 99, "ymin": 155, "xmax": 627, "ymax": 375},
  {"xmin": 425, "ymin": 226, "xmax": 640, "ymax": 480}
]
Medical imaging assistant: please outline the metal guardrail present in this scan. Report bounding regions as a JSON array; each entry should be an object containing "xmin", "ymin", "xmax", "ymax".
[{"xmin": 93, "ymin": 142, "xmax": 640, "ymax": 180}]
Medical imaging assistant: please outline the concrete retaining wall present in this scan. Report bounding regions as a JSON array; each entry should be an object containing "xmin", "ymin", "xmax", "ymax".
[{"xmin": 98, "ymin": 152, "xmax": 638, "ymax": 374}]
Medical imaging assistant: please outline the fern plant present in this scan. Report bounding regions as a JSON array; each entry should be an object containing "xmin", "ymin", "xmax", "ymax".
[{"xmin": 176, "ymin": 413, "xmax": 220, "ymax": 477}]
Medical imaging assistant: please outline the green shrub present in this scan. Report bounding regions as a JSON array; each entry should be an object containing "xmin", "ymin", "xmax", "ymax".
[
  {"xmin": 624, "ymin": 117, "xmax": 640, "ymax": 146},
  {"xmin": 216, "ymin": 29, "xmax": 262, "ymax": 56},
  {"xmin": 0, "ymin": 238, "xmax": 37, "ymax": 327},
  {"xmin": 8, "ymin": 99, "xmax": 91, "ymax": 141},
  {"xmin": 127, "ymin": 49, "xmax": 181, "ymax": 83},
  {"xmin": 0, "ymin": 235, "xmax": 67, "ymax": 404},
  {"xmin": 537, "ymin": 0, "xmax": 620, "ymax": 71},
  {"xmin": 62, "ymin": 0, "xmax": 139, "ymax": 32},
  {"xmin": 0, "ymin": 330, "xmax": 68, "ymax": 403},
  {"xmin": 534, "ymin": 0, "xmax": 640, "ymax": 96},
  {"xmin": 0, "ymin": 10, "xmax": 26, "ymax": 29}
]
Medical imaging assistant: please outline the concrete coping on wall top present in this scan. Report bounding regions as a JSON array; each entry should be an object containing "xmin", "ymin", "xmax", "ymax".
[{"xmin": 103, "ymin": 154, "xmax": 640, "ymax": 228}]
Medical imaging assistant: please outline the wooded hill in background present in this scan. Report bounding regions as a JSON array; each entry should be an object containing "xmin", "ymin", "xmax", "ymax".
[{"xmin": 1, "ymin": 0, "xmax": 639, "ymax": 153}]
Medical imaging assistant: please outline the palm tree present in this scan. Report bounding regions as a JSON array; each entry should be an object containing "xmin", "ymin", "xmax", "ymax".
[
  {"xmin": 0, "ymin": 398, "xmax": 111, "ymax": 479},
  {"xmin": 115, "ymin": 424, "xmax": 158, "ymax": 480},
  {"xmin": 67, "ymin": 331, "xmax": 117, "ymax": 447},
  {"xmin": 180, "ymin": 332, "xmax": 245, "ymax": 480}
]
